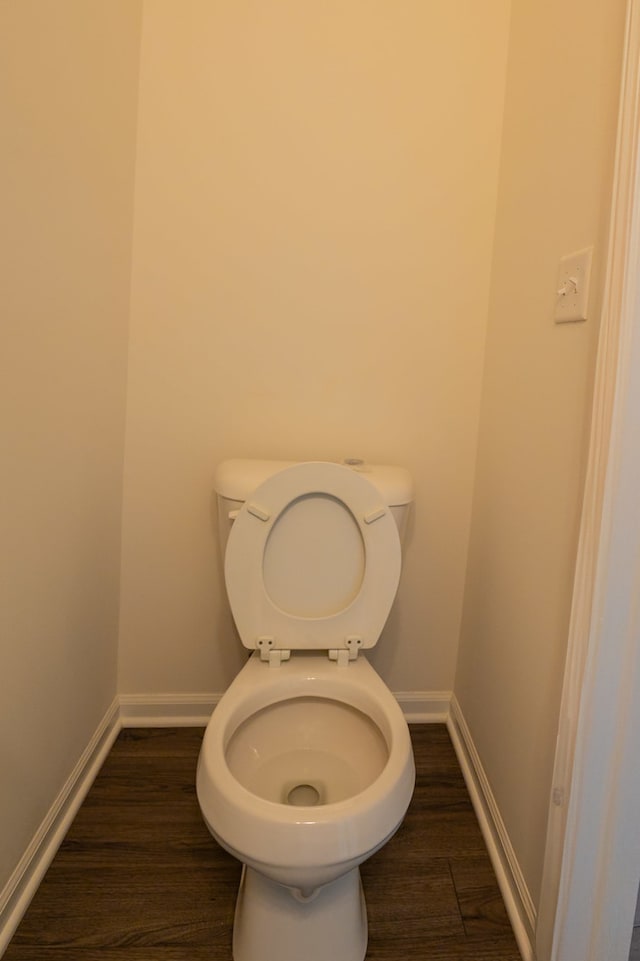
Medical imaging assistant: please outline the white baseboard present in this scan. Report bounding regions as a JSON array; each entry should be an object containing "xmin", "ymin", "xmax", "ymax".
[
  {"xmin": 0, "ymin": 697, "xmax": 121, "ymax": 957},
  {"xmin": 117, "ymin": 690, "xmax": 450, "ymax": 726},
  {"xmin": 394, "ymin": 691, "xmax": 450, "ymax": 722},
  {"xmin": 447, "ymin": 695, "xmax": 535, "ymax": 961},
  {"xmin": 119, "ymin": 693, "xmax": 219, "ymax": 727}
]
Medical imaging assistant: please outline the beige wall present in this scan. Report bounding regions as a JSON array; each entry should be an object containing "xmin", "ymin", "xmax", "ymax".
[
  {"xmin": 117, "ymin": 0, "xmax": 511, "ymax": 695},
  {"xmin": 454, "ymin": 0, "xmax": 626, "ymax": 909},
  {"xmin": 0, "ymin": 1, "xmax": 141, "ymax": 894}
]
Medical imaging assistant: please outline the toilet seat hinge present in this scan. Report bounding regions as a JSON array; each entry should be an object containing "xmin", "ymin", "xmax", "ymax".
[
  {"xmin": 257, "ymin": 636, "xmax": 291, "ymax": 667},
  {"xmin": 329, "ymin": 636, "xmax": 362, "ymax": 666}
]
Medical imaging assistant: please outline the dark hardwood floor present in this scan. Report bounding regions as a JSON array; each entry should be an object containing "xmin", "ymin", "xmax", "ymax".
[{"xmin": 4, "ymin": 725, "xmax": 521, "ymax": 960}]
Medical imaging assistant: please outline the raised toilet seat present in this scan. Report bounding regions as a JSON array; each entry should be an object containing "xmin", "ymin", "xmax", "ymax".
[{"xmin": 224, "ymin": 461, "xmax": 402, "ymax": 660}]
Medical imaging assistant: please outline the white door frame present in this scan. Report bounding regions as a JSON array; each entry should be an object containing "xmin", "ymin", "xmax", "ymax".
[{"xmin": 537, "ymin": 0, "xmax": 640, "ymax": 956}]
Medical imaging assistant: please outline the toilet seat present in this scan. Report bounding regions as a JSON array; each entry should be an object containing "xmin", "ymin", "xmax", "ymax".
[{"xmin": 224, "ymin": 462, "xmax": 402, "ymax": 657}]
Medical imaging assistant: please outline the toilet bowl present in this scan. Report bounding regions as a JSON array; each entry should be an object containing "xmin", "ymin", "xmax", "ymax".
[{"xmin": 196, "ymin": 460, "xmax": 415, "ymax": 961}]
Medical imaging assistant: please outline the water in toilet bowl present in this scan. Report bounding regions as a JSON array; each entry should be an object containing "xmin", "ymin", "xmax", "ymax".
[{"xmin": 225, "ymin": 696, "xmax": 388, "ymax": 806}]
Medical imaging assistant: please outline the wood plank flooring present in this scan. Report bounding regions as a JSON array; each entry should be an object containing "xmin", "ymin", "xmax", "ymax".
[{"xmin": 4, "ymin": 726, "xmax": 521, "ymax": 960}]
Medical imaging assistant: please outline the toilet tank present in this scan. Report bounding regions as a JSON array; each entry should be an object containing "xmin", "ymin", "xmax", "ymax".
[{"xmin": 214, "ymin": 459, "xmax": 413, "ymax": 556}]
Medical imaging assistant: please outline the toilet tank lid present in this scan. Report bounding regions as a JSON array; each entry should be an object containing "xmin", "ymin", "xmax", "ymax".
[{"xmin": 214, "ymin": 459, "xmax": 413, "ymax": 507}]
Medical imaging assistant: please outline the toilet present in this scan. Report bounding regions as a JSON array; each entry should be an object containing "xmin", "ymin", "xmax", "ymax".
[{"xmin": 196, "ymin": 459, "xmax": 415, "ymax": 961}]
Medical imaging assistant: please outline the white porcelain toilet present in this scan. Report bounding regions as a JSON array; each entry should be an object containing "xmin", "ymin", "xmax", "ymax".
[{"xmin": 196, "ymin": 459, "xmax": 415, "ymax": 961}]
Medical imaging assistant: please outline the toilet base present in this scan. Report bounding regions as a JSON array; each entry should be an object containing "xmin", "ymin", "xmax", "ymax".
[{"xmin": 232, "ymin": 864, "xmax": 367, "ymax": 961}]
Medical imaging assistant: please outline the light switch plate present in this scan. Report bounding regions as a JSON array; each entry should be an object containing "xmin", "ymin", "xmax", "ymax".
[{"xmin": 554, "ymin": 247, "xmax": 593, "ymax": 323}]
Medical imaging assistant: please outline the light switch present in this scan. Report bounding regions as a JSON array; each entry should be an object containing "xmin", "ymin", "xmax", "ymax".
[{"xmin": 554, "ymin": 247, "xmax": 593, "ymax": 324}]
